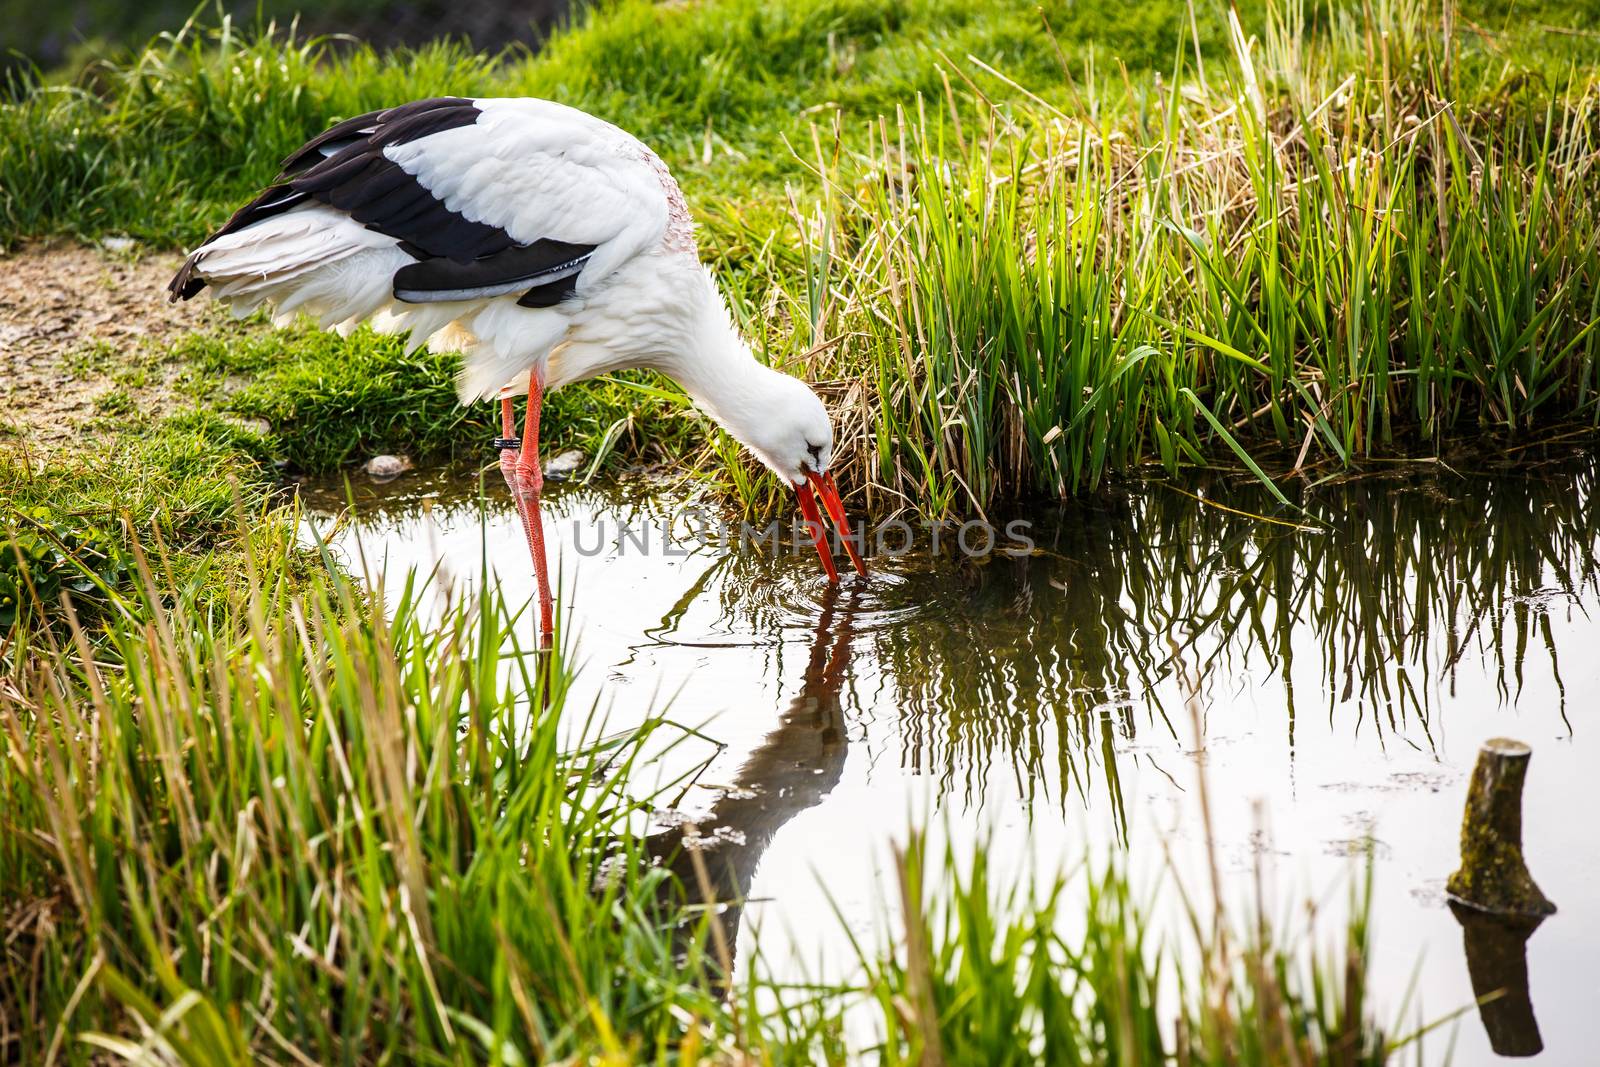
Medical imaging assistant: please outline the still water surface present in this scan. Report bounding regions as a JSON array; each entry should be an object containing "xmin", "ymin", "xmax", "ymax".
[{"xmin": 302, "ymin": 454, "xmax": 1600, "ymax": 1065}]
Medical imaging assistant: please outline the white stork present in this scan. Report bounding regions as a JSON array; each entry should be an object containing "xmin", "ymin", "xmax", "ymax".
[{"xmin": 169, "ymin": 96, "xmax": 866, "ymax": 643}]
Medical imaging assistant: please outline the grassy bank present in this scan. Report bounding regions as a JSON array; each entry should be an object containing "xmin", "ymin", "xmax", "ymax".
[
  {"xmin": 2, "ymin": 539, "xmax": 1406, "ymax": 1064},
  {"xmin": 2, "ymin": 0, "xmax": 1599, "ymax": 528}
]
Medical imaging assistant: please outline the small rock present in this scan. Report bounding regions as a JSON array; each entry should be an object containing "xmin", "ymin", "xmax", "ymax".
[
  {"xmin": 101, "ymin": 236, "xmax": 136, "ymax": 254},
  {"xmin": 363, "ymin": 454, "xmax": 413, "ymax": 480},
  {"xmin": 543, "ymin": 449, "xmax": 586, "ymax": 480},
  {"xmin": 225, "ymin": 415, "xmax": 272, "ymax": 437}
]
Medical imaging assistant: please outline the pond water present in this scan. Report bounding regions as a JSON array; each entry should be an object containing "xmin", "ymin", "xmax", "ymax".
[{"xmin": 301, "ymin": 452, "xmax": 1600, "ymax": 1065}]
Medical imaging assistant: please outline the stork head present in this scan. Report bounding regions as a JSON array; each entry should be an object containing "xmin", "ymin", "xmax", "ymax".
[
  {"xmin": 708, "ymin": 367, "xmax": 868, "ymax": 583},
  {"xmin": 740, "ymin": 371, "xmax": 834, "ymax": 485}
]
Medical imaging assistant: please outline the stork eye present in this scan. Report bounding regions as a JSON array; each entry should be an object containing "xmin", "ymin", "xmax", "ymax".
[{"xmin": 806, "ymin": 442, "xmax": 823, "ymax": 461}]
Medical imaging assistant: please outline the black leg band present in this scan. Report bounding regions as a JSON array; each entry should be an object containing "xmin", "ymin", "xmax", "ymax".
[{"xmin": 493, "ymin": 436, "xmax": 522, "ymax": 451}]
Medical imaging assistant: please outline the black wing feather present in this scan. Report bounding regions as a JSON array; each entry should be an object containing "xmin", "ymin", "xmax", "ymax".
[
  {"xmin": 393, "ymin": 241, "xmax": 593, "ymax": 304},
  {"xmin": 169, "ymin": 96, "xmax": 595, "ymax": 307},
  {"xmin": 276, "ymin": 107, "xmax": 385, "ymax": 172}
]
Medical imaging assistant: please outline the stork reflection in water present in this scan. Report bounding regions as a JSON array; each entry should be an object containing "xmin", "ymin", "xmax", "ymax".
[{"xmin": 648, "ymin": 584, "xmax": 857, "ymax": 979}]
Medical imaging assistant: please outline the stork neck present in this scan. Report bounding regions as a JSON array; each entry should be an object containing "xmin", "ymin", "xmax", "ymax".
[{"xmin": 668, "ymin": 277, "xmax": 784, "ymax": 436}]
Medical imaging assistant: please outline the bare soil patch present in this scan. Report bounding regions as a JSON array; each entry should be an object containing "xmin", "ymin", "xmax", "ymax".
[{"xmin": 0, "ymin": 242, "xmax": 208, "ymax": 448}]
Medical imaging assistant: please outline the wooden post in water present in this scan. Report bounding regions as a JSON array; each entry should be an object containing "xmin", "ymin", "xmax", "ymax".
[
  {"xmin": 1446, "ymin": 738, "xmax": 1554, "ymax": 918},
  {"xmin": 1447, "ymin": 738, "xmax": 1556, "ymax": 1058}
]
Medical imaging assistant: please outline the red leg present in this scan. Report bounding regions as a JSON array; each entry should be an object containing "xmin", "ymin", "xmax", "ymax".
[
  {"xmin": 498, "ymin": 373, "xmax": 554, "ymax": 647},
  {"xmin": 517, "ymin": 373, "xmax": 544, "ymax": 486}
]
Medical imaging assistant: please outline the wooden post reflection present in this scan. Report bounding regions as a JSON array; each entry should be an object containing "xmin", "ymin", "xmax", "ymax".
[{"xmin": 1449, "ymin": 904, "xmax": 1546, "ymax": 1057}]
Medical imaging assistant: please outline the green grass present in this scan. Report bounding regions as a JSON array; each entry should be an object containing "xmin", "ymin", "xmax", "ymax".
[
  {"xmin": 165, "ymin": 319, "xmax": 704, "ymax": 474},
  {"xmin": 0, "ymin": 525, "xmax": 1419, "ymax": 1064},
  {"xmin": 875, "ymin": 834, "xmax": 1393, "ymax": 1066},
  {"xmin": 0, "ymin": 399, "xmax": 290, "ymax": 632},
  {"xmin": 1, "ymin": 534, "xmax": 747, "ymax": 1063},
  {"xmin": 5, "ymin": 1, "xmax": 1600, "ymax": 521},
  {"xmin": 3, "ymin": 0, "xmax": 1596, "ymax": 247},
  {"xmin": 0, "ymin": 410, "xmax": 275, "ymax": 531},
  {"xmin": 0, "ymin": 0, "xmax": 1236, "ymax": 245},
  {"xmin": 734, "ymin": 0, "xmax": 1600, "ymax": 511}
]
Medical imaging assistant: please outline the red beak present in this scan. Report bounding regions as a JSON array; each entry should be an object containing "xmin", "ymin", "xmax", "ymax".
[{"xmin": 797, "ymin": 470, "xmax": 868, "ymax": 582}]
